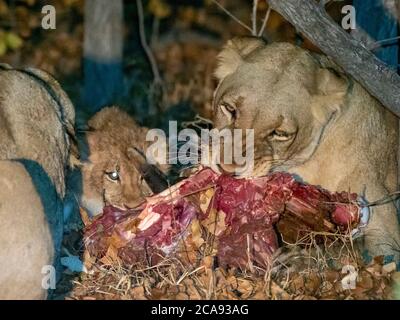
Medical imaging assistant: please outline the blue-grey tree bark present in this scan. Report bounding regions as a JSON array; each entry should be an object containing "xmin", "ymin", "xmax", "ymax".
[{"xmin": 353, "ymin": 0, "xmax": 398, "ymax": 69}]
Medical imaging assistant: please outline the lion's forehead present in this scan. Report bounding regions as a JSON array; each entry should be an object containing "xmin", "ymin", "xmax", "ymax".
[
  {"xmin": 218, "ymin": 59, "xmax": 316, "ymax": 104},
  {"xmin": 89, "ymin": 148, "xmax": 134, "ymax": 171},
  {"xmin": 218, "ymin": 72, "xmax": 312, "ymax": 117}
]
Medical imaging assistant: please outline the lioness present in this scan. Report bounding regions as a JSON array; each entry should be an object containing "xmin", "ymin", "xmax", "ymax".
[
  {"xmin": 0, "ymin": 64, "xmax": 76, "ymax": 299},
  {"xmin": 213, "ymin": 37, "xmax": 400, "ymax": 260}
]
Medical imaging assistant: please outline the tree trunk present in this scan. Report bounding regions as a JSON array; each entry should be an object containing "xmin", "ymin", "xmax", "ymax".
[{"xmin": 83, "ymin": 0, "xmax": 124, "ymax": 113}]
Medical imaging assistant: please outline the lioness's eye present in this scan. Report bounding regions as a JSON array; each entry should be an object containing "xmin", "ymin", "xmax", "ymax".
[
  {"xmin": 106, "ymin": 171, "xmax": 120, "ymax": 181},
  {"xmin": 220, "ymin": 103, "xmax": 237, "ymax": 122}
]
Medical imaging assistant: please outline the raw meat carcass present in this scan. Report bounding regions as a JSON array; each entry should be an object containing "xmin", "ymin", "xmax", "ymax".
[{"xmin": 84, "ymin": 168, "xmax": 363, "ymax": 269}]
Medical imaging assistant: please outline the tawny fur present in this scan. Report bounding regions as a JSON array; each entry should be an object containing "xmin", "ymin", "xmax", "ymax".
[
  {"xmin": 0, "ymin": 66, "xmax": 75, "ymax": 299},
  {"xmin": 213, "ymin": 37, "xmax": 400, "ymax": 260},
  {"xmin": 81, "ymin": 106, "xmax": 168, "ymax": 216}
]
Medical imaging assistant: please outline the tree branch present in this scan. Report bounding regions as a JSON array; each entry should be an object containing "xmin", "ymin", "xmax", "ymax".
[
  {"xmin": 212, "ymin": 0, "xmax": 252, "ymax": 33},
  {"xmin": 252, "ymin": 0, "xmax": 259, "ymax": 36},
  {"xmin": 258, "ymin": 7, "xmax": 271, "ymax": 37},
  {"xmin": 136, "ymin": 0, "xmax": 161, "ymax": 84},
  {"xmin": 268, "ymin": 0, "xmax": 400, "ymax": 118}
]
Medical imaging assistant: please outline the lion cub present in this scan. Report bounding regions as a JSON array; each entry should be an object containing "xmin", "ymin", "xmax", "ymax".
[{"xmin": 80, "ymin": 106, "xmax": 168, "ymax": 217}]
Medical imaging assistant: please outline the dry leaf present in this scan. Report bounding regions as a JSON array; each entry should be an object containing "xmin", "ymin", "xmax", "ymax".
[
  {"xmin": 357, "ymin": 271, "xmax": 374, "ymax": 290},
  {"xmin": 289, "ymin": 274, "xmax": 304, "ymax": 293},
  {"xmin": 191, "ymin": 219, "xmax": 205, "ymax": 248},
  {"xmin": 82, "ymin": 250, "xmax": 95, "ymax": 271},
  {"xmin": 304, "ymin": 272, "xmax": 321, "ymax": 295},
  {"xmin": 79, "ymin": 207, "xmax": 91, "ymax": 227},
  {"xmin": 201, "ymin": 209, "xmax": 226, "ymax": 236},
  {"xmin": 109, "ymin": 232, "xmax": 130, "ymax": 249},
  {"xmin": 202, "ymin": 256, "xmax": 214, "ymax": 269},
  {"xmin": 237, "ymin": 279, "xmax": 254, "ymax": 299},
  {"xmin": 270, "ymin": 281, "xmax": 292, "ymax": 300},
  {"xmin": 199, "ymin": 188, "xmax": 215, "ymax": 213},
  {"xmin": 99, "ymin": 245, "xmax": 121, "ymax": 265},
  {"xmin": 130, "ymin": 286, "xmax": 147, "ymax": 300}
]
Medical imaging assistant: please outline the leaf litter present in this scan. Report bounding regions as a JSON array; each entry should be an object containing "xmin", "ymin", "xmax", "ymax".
[{"xmin": 67, "ymin": 168, "xmax": 398, "ymax": 300}]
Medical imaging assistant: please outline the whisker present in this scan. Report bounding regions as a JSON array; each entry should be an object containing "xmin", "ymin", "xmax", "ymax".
[{"xmin": 167, "ymin": 155, "xmax": 201, "ymax": 161}]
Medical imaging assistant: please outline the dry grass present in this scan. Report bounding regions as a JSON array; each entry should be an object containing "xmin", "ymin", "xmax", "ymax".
[{"xmin": 67, "ymin": 224, "xmax": 396, "ymax": 300}]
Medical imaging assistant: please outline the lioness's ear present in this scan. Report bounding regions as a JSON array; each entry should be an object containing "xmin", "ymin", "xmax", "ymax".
[
  {"xmin": 316, "ymin": 68, "xmax": 348, "ymax": 97},
  {"xmin": 215, "ymin": 36, "xmax": 265, "ymax": 81},
  {"xmin": 312, "ymin": 68, "xmax": 349, "ymax": 123}
]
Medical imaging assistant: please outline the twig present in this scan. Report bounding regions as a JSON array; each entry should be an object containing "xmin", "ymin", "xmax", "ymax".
[
  {"xmin": 246, "ymin": 234, "xmax": 255, "ymax": 273},
  {"xmin": 212, "ymin": 0, "xmax": 252, "ymax": 33},
  {"xmin": 362, "ymin": 190, "xmax": 400, "ymax": 207},
  {"xmin": 258, "ymin": 7, "xmax": 271, "ymax": 37},
  {"xmin": 370, "ymin": 36, "xmax": 400, "ymax": 50},
  {"xmin": 136, "ymin": 0, "xmax": 162, "ymax": 84},
  {"xmin": 176, "ymin": 266, "xmax": 205, "ymax": 285},
  {"xmin": 252, "ymin": 0, "xmax": 259, "ymax": 36},
  {"xmin": 150, "ymin": 16, "xmax": 160, "ymax": 48}
]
